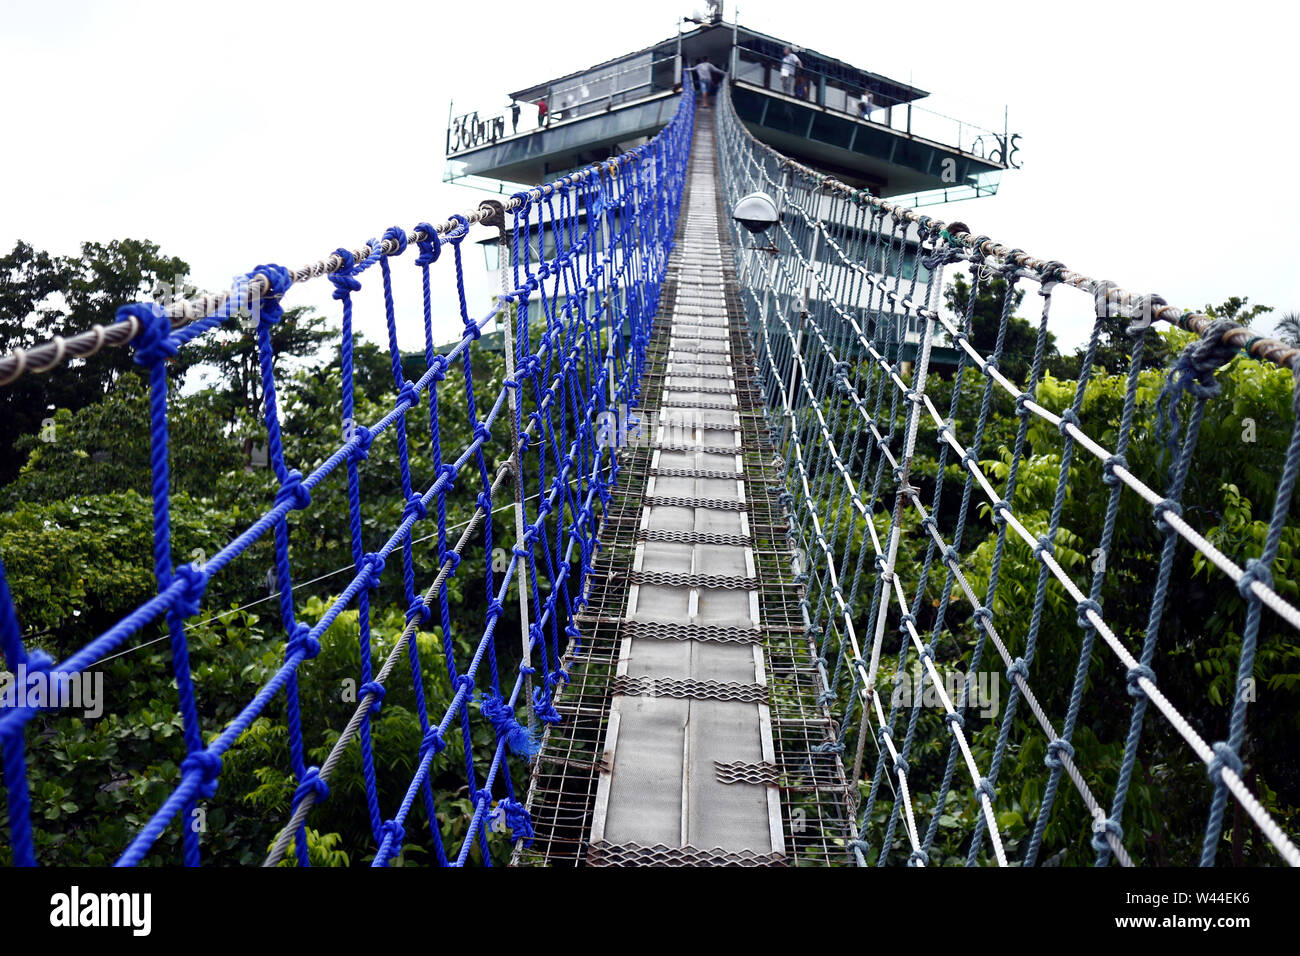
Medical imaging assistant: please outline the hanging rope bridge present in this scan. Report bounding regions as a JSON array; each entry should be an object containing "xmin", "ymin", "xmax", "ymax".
[{"xmin": 2, "ymin": 76, "xmax": 1299, "ymax": 866}]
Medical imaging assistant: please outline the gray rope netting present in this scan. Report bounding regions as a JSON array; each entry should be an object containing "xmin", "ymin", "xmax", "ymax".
[{"xmin": 715, "ymin": 83, "xmax": 1300, "ymax": 867}]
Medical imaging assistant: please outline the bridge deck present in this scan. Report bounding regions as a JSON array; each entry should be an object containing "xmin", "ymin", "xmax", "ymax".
[{"xmin": 514, "ymin": 111, "xmax": 855, "ymax": 867}]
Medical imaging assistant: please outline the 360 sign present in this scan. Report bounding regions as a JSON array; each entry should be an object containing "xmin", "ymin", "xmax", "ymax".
[{"xmin": 449, "ymin": 111, "xmax": 507, "ymax": 154}]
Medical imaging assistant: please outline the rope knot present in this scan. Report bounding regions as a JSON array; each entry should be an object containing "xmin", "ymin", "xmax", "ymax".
[
  {"xmin": 181, "ymin": 750, "xmax": 223, "ymax": 800},
  {"xmin": 444, "ymin": 550, "xmax": 462, "ymax": 576},
  {"xmin": 379, "ymin": 819, "xmax": 406, "ymax": 852},
  {"xmin": 1076, "ymin": 598, "xmax": 1103, "ymax": 630},
  {"xmin": 1152, "ymin": 498, "xmax": 1182, "ymax": 534},
  {"xmin": 1056, "ymin": 407, "xmax": 1080, "ymax": 437},
  {"xmin": 1101, "ymin": 453, "xmax": 1126, "ymax": 487},
  {"xmin": 437, "ymin": 463, "xmax": 457, "ymax": 494},
  {"xmin": 1005, "ymin": 657, "xmax": 1029, "ymax": 684},
  {"xmin": 403, "ymin": 493, "xmax": 428, "ymax": 523},
  {"xmin": 1126, "ymin": 663, "xmax": 1156, "ymax": 698},
  {"xmin": 396, "ymin": 379, "xmax": 421, "ymax": 410},
  {"xmin": 453, "ymin": 674, "xmax": 476, "ymax": 697},
  {"xmin": 287, "ymin": 622, "xmax": 321, "ymax": 660},
  {"xmin": 275, "ymin": 468, "xmax": 312, "ymax": 511},
  {"xmin": 476, "ymin": 491, "xmax": 493, "ymax": 513},
  {"xmin": 349, "ymin": 423, "xmax": 373, "ymax": 463},
  {"xmin": 1208, "ymin": 741, "xmax": 1244, "ymax": 786},
  {"xmin": 1093, "ymin": 279, "xmax": 1119, "ymax": 318},
  {"xmin": 990, "ymin": 499, "xmax": 1010, "ymax": 526},
  {"xmin": 971, "ymin": 605, "xmax": 994, "ymax": 631},
  {"xmin": 496, "ymin": 797, "xmax": 535, "ymax": 846},
  {"xmin": 414, "ymin": 222, "xmax": 442, "ymax": 266},
  {"xmin": 1237, "ymin": 558, "xmax": 1273, "ymax": 600},
  {"xmin": 419, "ymin": 727, "xmax": 446, "ymax": 757},
  {"xmin": 485, "ymin": 600, "xmax": 505, "ymax": 624},
  {"xmin": 359, "ymin": 680, "xmax": 386, "ymax": 716},
  {"xmin": 1090, "ymin": 816, "xmax": 1123, "ymax": 853},
  {"xmin": 294, "ymin": 766, "xmax": 330, "ymax": 807},
  {"xmin": 247, "ymin": 264, "xmax": 293, "ymax": 326},
  {"xmin": 533, "ymin": 687, "xmax": 562, "ymax": 724},
  {"xmin": 976, "ymin": 776, "xmax": 997, "ymax": 803},
  {"xmin": 908, "ymin": 848, "xmax": 930, "ymax": 867},
  {"xmin": 445, "ymin": 214, "xmax": 470, "ymax": 244},
  {"xmin": 1045, "ymin": 737, "xmax": 1075, "ymax": 769},
  {"xmin": 361, "ymin": 552, "xmax": 386, "ymax": 591},
  {"xmin": 117, "ymin": 302, "xmax": 176, "ymax": 367},
  {"xmin": 382, "ymin": 226, "xmax": 408, "ymax": 256},
  {"xmin": 480, "ymin": 693, "xmax": 538, "ymax": 756},
  {"xmin": 406, "ymin": 597, "xmax": 432, "ymax": 626},
  {"xmin": 1037, "ymin": 260, "xmax": 1067, "ymax": 287},
  {"xmin": 173, "ymin": 561, "xmax": 210, "ymax": 619},
  {"xmin": 329, "ymin": 249, "xmax": 363, "ymax": 299},
  {"xmin": 1154, "ymin": 318, "xmax": 1240, "ymax": 451}
]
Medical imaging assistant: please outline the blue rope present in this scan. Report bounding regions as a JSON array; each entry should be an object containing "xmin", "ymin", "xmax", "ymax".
[{"xmin": 0, "ymin": 86, "xmax": 694, "ymax": 867}]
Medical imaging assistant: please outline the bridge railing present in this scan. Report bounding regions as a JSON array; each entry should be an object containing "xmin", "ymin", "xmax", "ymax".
[
  {"xmin": 716, "ymin": 82, "xmax": 1300, "ymax": 866},
  {"xmin": 0, "ymin": 84, "xmax": 695, "ymax": 867}
]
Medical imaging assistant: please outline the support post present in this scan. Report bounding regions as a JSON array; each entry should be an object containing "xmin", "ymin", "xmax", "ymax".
[
  {"xmin": 781, "ymin": 200, "xmax": 820, "ymax": 449},
  {"xmin": 860, "ymin": 221, "xmax": 947, "ymax": 755},
  {"xmin": 481, "ymin": 198, "xmax": 535, "ymax": 736}
]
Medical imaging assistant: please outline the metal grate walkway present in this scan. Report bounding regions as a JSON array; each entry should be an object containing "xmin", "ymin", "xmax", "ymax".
[{"xmin": 513, "ymin": 111, "xmax": 855, "ymax": 867}]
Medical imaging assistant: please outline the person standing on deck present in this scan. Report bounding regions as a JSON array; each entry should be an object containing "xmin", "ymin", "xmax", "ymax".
[{"xmin": 779, "ymin": 46, "xmax": 801, "ymax": 95}]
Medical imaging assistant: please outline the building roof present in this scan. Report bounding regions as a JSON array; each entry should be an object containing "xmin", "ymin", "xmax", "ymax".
[{"xmin": 508, "ymin": 21, "xmax": 929, "ymax": 107}]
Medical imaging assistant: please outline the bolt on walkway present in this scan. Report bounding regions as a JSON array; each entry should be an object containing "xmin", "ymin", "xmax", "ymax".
[{"xmin": 513, "ymin": 111, "xmax": 855, "ymax": 867}]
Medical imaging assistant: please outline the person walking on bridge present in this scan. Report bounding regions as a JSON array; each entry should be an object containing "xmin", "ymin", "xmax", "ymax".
[{"xmin": 693, "ymin": 58, "xmax": 726, "ymax": 109}]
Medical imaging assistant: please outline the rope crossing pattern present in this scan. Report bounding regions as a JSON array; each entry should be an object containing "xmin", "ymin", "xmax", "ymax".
[
  {"xmin": 715, "ymin": 83, "xmax": 1300, "ymax": 867},
  {"xmin": 0, "ymin": 89, "xmax": 693, "ymax": 867}
]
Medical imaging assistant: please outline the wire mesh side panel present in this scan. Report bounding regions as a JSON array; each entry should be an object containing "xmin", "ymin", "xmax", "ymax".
[{"xmin": 714, "ymin": 79, "xmax": 1300, "ymax": 869}]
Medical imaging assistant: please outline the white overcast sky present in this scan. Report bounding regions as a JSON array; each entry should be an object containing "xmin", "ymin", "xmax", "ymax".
[{"xmin": 2, "ymin": 0, "xmax": 1296, "ymax": 358}]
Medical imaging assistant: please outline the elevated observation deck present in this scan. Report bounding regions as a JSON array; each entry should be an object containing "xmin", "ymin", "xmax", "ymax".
[{"xmin": 446, "ymin": 22, "xmax": 1014, "ymax": 207}]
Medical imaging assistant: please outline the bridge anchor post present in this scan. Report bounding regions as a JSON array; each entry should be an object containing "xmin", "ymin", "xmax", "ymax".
[{"xmin": 481, "ymin": 198, "xmax": 536, "ymax": 738}]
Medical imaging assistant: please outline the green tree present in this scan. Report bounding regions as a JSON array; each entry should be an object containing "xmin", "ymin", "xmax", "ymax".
[
  {"xmin": 1274, "ymin": 311, "xmax": 1300, "ymax": 349},
  {"xmin": 943, "ymin": 273, "xmax": 1057, "ymax": 386},
  {"xmin": 185, "ymin": 306, "xmax": 332, "ymax": 429},
  {"xmin": 1206, "ymin": 295, "xmax": 1274, "ymax": 326},
  {"xmin": 0, "ymin": 239, "xmax": 190, "ymax": 482}
]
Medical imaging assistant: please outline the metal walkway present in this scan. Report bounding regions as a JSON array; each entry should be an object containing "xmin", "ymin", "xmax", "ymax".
[{"xmin": 514, "ymin": 112, "xmax": 855, "ymax": 867}]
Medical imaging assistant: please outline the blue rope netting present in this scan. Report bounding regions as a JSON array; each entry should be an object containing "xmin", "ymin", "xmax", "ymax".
[
  {"xmin": 0, "ymin": 86, "xmax": 694, "ymax": 867},
  {"xmin": 714, "ymin": 82, "xmax": 1300, "ymax": 867}
]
